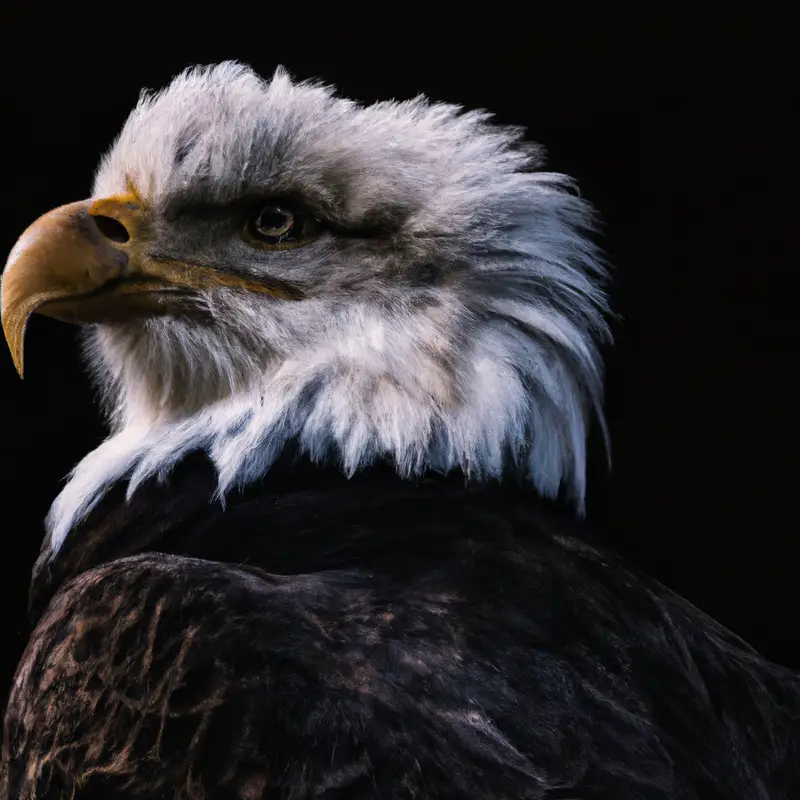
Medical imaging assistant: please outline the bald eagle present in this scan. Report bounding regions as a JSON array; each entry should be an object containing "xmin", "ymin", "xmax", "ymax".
[{"xmin": 1, "ymin": 63, "xmax": 798, "ymax": 799}]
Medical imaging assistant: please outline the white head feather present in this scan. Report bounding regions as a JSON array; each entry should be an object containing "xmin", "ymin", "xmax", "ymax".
[{"xmin": 46, "ymin": 62, "xmax": 612, "ymax": 554}]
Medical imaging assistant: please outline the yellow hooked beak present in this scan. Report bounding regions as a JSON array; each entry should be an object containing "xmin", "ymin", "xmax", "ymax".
[{"xmin": 1, "ymin": 193, "xmax": 300, "ymax": 378}]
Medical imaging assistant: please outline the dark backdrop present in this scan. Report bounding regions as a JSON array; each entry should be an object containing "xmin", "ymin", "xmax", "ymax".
[{"xmin": 1, "ymin": 31, "xmax": 797, "ymax": 707}]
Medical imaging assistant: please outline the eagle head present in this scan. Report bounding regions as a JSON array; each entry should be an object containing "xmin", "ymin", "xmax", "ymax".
[{"xmin": 1, "ymin": 63, "xmax": 611, "ymax": 552}]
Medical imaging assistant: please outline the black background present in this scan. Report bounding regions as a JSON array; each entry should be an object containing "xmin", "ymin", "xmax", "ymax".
[{"xmin": 1, "ymin": 18, "xmax": 797, "ymax": 707}]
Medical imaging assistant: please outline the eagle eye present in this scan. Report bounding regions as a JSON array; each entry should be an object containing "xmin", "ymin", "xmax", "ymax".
[{"xmin": 244, "ymin": 203, "xmax": 313, "ymax": 249}]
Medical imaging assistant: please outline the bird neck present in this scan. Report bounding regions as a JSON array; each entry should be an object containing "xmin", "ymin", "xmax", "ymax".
[{"xmin": 72, "ymin": 287, "xmax": 602, "ymax": 558}]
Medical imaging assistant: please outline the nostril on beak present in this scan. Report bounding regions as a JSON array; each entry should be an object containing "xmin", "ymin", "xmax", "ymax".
[{"xmin": 91, "ymin": 214, "xmax": 130, "ymax": 244}]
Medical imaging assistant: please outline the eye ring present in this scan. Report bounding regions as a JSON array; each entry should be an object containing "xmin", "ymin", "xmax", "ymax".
[{"xmin": 244, "ymin": 203, "xmax": 315, "ymax": 249}]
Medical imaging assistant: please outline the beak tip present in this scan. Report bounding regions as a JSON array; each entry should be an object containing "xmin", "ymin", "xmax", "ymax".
[
  {"xmin": 2, "ymin": 310, "xmax": 28, "ymax": 380},
  {"xmin": 5, "ymin": 341, "xmax": 25, "ymax": 379},
  {"xmin": 7, "ymin": 340, "xmax": 25, "ymax": 380}
]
